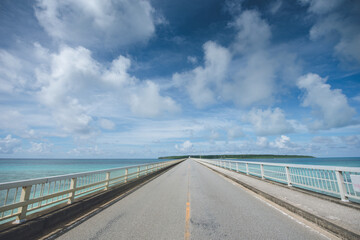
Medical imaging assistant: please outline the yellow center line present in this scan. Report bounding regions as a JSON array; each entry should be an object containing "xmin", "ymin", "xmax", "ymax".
[{"xmin": 184, "ymin": 162, "xmax": 191, "ymax": 240}]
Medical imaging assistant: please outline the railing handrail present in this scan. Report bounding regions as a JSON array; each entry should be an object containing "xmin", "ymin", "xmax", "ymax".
[
  {"xmin": 195, "ymin": 158, "xmax": 360, "ymax": 203},
  {"xmin": 0, "ymin": 159, "xmax": 185, "ymax": 224},
  {"xmin": 0, "ymin": 160, "xmax": 175, "ymax": 190},
  {"xmin": 194, "ymin": 158, "xmax": 360, "ymax": 172}
]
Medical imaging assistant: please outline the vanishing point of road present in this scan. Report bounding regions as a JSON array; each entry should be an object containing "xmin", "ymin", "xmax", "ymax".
[{"xmin": 55, "ymin": 159, "xmax": 333, "ymax": 240}]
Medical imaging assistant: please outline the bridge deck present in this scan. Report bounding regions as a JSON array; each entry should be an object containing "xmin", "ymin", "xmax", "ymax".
[
  {"xmin": 53, "ymin": 160, "xmax": 333, "ymax": 239},
  {"xmin": 200, "ymin": 160, "xmax": 360, "ymax": 237}
]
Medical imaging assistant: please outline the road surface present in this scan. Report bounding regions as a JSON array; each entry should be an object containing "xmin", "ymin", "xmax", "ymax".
[{"xmin": 55, "ymin": 159, "xmax": 330, "ymax": 240}]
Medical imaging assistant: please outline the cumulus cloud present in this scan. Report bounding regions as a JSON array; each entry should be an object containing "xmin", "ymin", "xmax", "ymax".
[
  {"xmin": 270, "ymin": 135, "xmax": 296, "ymax": 149},
  {"xmin": 130, "ymin": 81, "xmax": 180, "ymax": 117},
  {"xmin": 35, "ymin": 0, "xmax": 158, "ymax": 48},
  {"xmin": 297, "ymin": 73, "xmax": 356, "ymax": 130},
  {"xmin": 37, "ymin": 46, "xmax": 99, "ymax": 135},
  {"xmin": 231, "ymin": 10, "xmax": 271, "ymax": 53},
  {"xmin": 301, "ymin": 0, "xmax": 360, "ymax": 65},
  {"xmin": 175, "ymin": 140, "xmax": 193, "ymax": 152},
  {"xmin": 173, "ymin": 41, "xmax": 231, "ymax": 108},
  {"xmin": 0, "ymin": 135, "xmax": 21, "ymax": 154},
  {"xmin": 222, "ymin": 52, "xmax": 276, "ymax": 107},
  {"xmin": 244, "ymin": 108, "xmax": 294, "ymax": 136},
  {"xmin": 172, "ymin": 9, "xmax": 300, "ymax": 109},
  {"xmin": 222, "ymin": 10, "xmax": 298, "ymax": 107},
  {"xmin": 35, "ymin": 44, "xmax": 178, "ymax": 135}
]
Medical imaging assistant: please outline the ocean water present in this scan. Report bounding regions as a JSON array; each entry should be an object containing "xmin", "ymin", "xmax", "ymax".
[
  {"xmin": 0, "ymin": 158, "xmax": 164, "ymax": 183},
  {"xmin": 0, "ymin": 157, "xmax": 359, "ymax": 184}
]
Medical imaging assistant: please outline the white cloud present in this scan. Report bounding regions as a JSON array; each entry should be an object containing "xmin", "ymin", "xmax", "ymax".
[
  {"xmin": 37, "ymin": 46, "xmax": 98, "ymax": 135},
  {"xmin": 301, "ymin": 0, "xmax": 360, "ymax": 65},
  {"xmin": 297, "ymin": 73, "xmax": 356, "ymax": 130},
  {"xmin": 0, "ymin": 50, "xmax": 23, "ymax": 93},
  {"xmin": 99, "ymin": 118, "xmax": 115, "ymax": 130},
  {"xmin": 0, "ymin": 135, "xmax": 21, "ymax": 154},
  {"xmin": 244, "ymin": 108, "xmax": 294, "ymax": 136},
  {"xmin": 173, "ymin": 9, "xmax": 301, "ymax": 109},
  {"xmin": 227, "ymin": 126, "xmax": 244, "ymax": 140},
  {"xmin": 68, "ymin": 145, "xmax": 102, "ymax": 156},
  {"xmin": 35, "ymin": 45, "xmax": 179, "ymax": 135},
  {"xmin": 0, "ymin": 48, "xmax": 42, "ymax": 94},
  {"xmin": 0, "ymin": 110, "xmax": 27, "ymax": 132},
  {"xmin": 222, "ymin": 52, "xmax": 276, "ymax": 107},
  {"xmin": 256, "ymin": 136, "xmax": 269, "ymax": 148},
  {"xmin": 130, "ymin": 81, "xmax": 180, "ymax": 117},
  {"xmin": 175, "ymin": 140, "xmax": 193, "ymax": 152},
  {"xmin": 35, "ymin": 0, "xmax": 158, "ymax": 48},
  {"xmin": 28, "ymin": 142, "xmax": 53, "ymax": 153},
  {"xmin": 299, "ymin": 0, "xmax": 343, "ymax": 15},
  {"xmin": 173, "ymin": 41, "xmax": 231, "ymax": 108},
  {"xmin": 102, "ymin": 55, "xmax": 136, "ymax": 87},
  {"xmin": 311, "ymin": 135, "xmax": 360, "ymax": 152},
  {"xmin": 187, "ymin": 56, "xmax": 197, "ymax": 64},
  {"xmin": 231, "ymin": 10, "xmax": 271, "ymax": 53},
  {"xmin": 270, "ymin": 135, "xmax": 294, "ymax": 149}
]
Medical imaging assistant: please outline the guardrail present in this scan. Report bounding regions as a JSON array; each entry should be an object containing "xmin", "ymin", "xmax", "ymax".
[
  {"xmin": 196, "ymin": 159, "xmax": 360, "ymax": 203},
  {"xmin": 0, "ymin": 159, "xmax": 183, "ymax": 224}
]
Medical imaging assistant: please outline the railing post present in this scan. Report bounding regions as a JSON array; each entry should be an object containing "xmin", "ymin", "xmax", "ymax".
[
  {"xmin": 145, "ymin": 165, "xmax": 148, "ymax": 175},
  {"xmin": 68, "ymin": 178, "xmax": 77, "ymax": 204},
  {"xmin": 335, "ymin": 171, "xmax": 349, "ymax": 202},
  {"xmin": 285, "ymin": 167, "xmax": 292, "ymax": 186},
  {"xmin": 246, "ymin": 163, "xmax": 249, "ymax": 175},
  {"xmin": 125, "ymin": 169, "xmax": 128, "ymax": 183},
  {"xmin": 104, "ymin": 172, "xmax": 110, "ymax": 190},
  {"xmin": 15, "ymin": 185, "xmax": 32, "ymax": 223},
  {"xmin": 137, "ymin": 167, "xmax": 140, "ymax": 178},
  {"xmin": 260, "ymin": 164, "xmax": 265, "ymax": 179},
  {"xmin": 236, "ymin": 162, "xmax": 239, "ymax": 172}
]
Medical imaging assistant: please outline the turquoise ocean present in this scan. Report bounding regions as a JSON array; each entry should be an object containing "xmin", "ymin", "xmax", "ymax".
[
  {"xmin": 0, "ymin": 157, "xmax": 359, "ymax": 184},
  {"xmin": 0, "ymin": 158, "xmax": 165, "ymax": 183}
]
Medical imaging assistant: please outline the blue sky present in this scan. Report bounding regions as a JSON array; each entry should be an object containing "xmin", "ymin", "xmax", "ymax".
[{"xmin": 0, "ymin": 0, "xmax": 359, "ymax": 158}]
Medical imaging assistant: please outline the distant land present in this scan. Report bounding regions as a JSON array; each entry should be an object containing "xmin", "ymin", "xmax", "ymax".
[{"xmin": 158, "ymin": 154, "xmax": 315, "ymax": 160}]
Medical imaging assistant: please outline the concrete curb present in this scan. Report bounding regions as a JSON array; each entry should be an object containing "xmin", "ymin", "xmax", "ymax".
[
  {"xmin": 199, "ymin": 162, "xmax": 360, "ymax": 240},
  {"xmin": 0, "ymin": 162, "xmax": 183, "ymax": 240}
]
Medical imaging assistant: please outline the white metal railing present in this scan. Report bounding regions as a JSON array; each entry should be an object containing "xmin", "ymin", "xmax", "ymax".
[
  {"xmin": 196, "ymin": 158, "xmax": 360, "ymax": 203},
  {"xmin": 0, "ymin": 159, "xmax": 183, "ymax": 224}
]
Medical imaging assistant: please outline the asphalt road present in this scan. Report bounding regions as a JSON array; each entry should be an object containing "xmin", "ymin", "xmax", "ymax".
[{"xmin": 56, "ymin": 159, "xmax": 330, "ymax": 240}]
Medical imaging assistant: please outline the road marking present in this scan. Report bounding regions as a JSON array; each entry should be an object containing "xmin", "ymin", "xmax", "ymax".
[{"xmin": 184, "ymin": 162, "xmax": 191, "ymax": 240}]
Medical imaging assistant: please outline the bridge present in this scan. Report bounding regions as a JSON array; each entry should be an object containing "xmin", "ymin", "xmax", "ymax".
[{"xmin": 0, "ymin": 159, "xmax": 359, "ymax": 239}]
